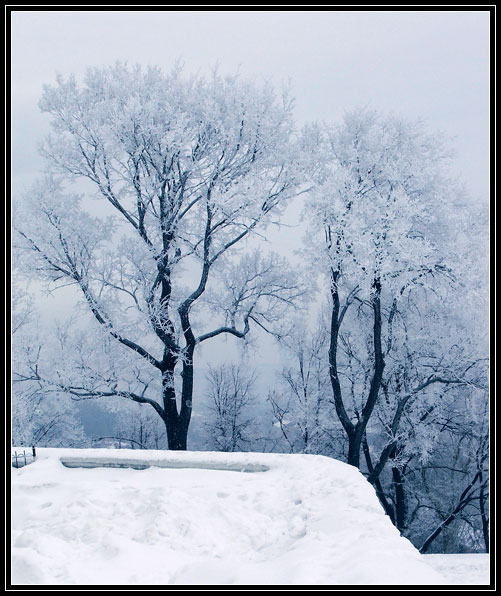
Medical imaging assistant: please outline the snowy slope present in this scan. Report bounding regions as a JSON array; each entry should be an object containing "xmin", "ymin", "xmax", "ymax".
[{"xmin": 11, "ymin": 448, "xmax": 462, "ymax": 586}]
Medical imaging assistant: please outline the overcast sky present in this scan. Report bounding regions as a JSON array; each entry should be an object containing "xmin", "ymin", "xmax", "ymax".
[{"xmin": 12, "ymin": 9, "xmax": 490, "ymax": 200}]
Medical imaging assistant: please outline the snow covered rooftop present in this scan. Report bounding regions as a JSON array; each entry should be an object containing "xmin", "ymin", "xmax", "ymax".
[{"xmin": 11, "ymin": 448, "xmax": 487, "ymax": 586}]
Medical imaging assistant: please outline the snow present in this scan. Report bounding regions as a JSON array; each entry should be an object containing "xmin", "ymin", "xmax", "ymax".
[
  {"xmin": 10, "ymin": 448, "xmax": 488, "ymax": 586},
  {"xmin": 424, "ymin": 554, "xmax": 490, "ymax": 586}
]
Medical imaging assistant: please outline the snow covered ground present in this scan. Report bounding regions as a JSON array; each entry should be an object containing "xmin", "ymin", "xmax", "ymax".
[
  {"xmin": 11, "ymin": 448, "xmax": 490, "ymax": 586},
  {"xmin": 424, "ymin": 554, "xmax": 490, "ymax": 586}
]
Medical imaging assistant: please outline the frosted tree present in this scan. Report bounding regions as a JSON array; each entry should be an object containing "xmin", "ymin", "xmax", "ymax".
[
  {"xmin": 415, "ymin": 386, "xmax": 489, "ymax": 553},
  {"xmin": 357, "ymin": 199, "xmax": 488, "ymax": 546},
  {"xmin": 14, "ymin": 64, "xmax": 305, "ymax": 450},
  {"xmin": 100, "ymin": 402, "xmax": 168, "ymax": 450},
  {"xmin": 268, "ymin": 316, "xmax": 338, "ymax": 455},
  {"xmin": 11, "ymin": 282, "xmax": 88, "ymax": 448},
  {"xmin": 204, "ymin": 364, "xmax": 256, "ymax": 452},
  {"xmin": 302, "ymin": 109, "xmax": 488, "ymax": 550},
  {"xmin": 304, "ymin": 108, "xmax": 477, "ymax": 468},
  {"xmin": 360, "ymin": 286, "xmax": 487, "ymax": 528}
]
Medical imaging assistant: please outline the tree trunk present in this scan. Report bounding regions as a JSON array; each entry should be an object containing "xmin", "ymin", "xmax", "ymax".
[
  {"xmin": 158, "ymin": 341, "xmax": 195, "ymax": 451},
  {"xmin": 179, "ymin": 344, "xmax": 194, "ymax": 446},
  {"xmin": 328, "ymin": 274, "xmax": 384, "ymax": 470},
  {"xmin": 328, "ymin": 271, "xmax": 356, "ymax": 452},
  {"xmin": 347, "ymin": 435, "xmax": 362, "ymax": 468},
  {"xmin": 161, "ymin": 359, "xmax": 189, "ymax": 451},
  {"xmin": 479, "ymin": 477, "xmax": 489, "ymax": 553},
  {"xmin": 163, "ymin": 415, "xmax": 188, "ymax": 450},
  {"xmin": 392, "ymin": 465, "xmax": 406, "ymax": 532},
  {"xmin": 362, "ymin": 433, "xmax": 395, "ymax": 522},
  {"xmin": 347, "ymin": 284, "xmax": 384, "ymax": 469}
]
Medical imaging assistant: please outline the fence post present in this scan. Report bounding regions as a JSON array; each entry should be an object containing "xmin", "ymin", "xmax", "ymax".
[
  {"xmin": 23, "ymin": 450, "xmax": 27, "ymax": 466},
  {"xmin": 32, "ymin": 446, "xmax": 36, "ymax": 458},
  {"xmin": 14, "ymin": 452, "xmax": 18, "ymax": 468}
]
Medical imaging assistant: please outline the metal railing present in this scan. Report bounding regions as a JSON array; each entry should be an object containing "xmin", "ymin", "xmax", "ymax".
[{"xmin": 12, "ymin": 447, "xmax": 37, "ymax": 469}]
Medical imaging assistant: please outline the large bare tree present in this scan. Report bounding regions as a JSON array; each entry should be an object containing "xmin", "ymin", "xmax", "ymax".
[{"xmin": 14, "ymin": 64, "xmax": 304, "ymax": 449}]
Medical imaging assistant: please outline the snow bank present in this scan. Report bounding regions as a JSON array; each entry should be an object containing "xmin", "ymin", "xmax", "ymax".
[{"xmin": 11, "ymin": 448, "xmax": 453, "ymax": 586}]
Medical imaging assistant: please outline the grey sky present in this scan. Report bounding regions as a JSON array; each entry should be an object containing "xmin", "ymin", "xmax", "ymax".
[{"xmin": 12, "ymin": 10, "xmax": 490, "ymax": 200}]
